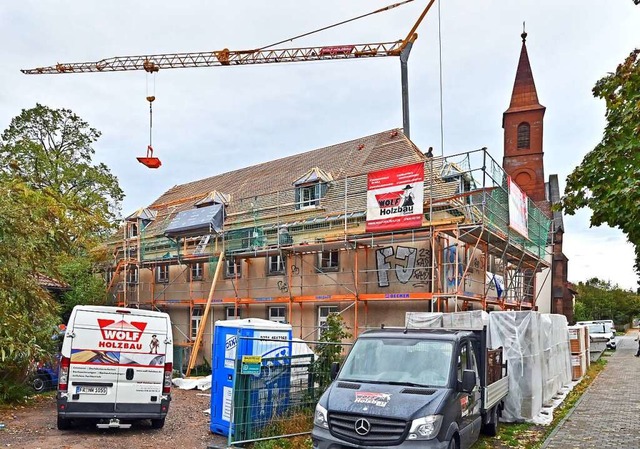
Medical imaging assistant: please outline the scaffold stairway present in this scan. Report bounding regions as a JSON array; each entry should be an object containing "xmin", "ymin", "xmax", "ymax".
[{"xmin": 194, "ymin": 234, "xmax": 211, "ymax": 255}]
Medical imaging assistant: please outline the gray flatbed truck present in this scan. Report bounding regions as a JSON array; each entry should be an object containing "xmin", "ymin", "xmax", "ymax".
[{"xmin": 312, "ymin": 326, "xmax": 508, "ymax": 449}]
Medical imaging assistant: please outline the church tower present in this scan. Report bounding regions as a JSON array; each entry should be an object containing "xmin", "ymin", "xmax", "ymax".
[{"xmin": 502, "ymin": 30, "xmax": 546, "ymax": 204}]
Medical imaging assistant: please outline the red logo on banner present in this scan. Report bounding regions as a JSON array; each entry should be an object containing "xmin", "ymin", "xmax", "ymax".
[
  {"xmin": 97, "ymin": 319, "xmax": 147, "ymax": 342},
  {"xmin": 375, "ymin": 191, "xmax": 403, "ymax": 208}
]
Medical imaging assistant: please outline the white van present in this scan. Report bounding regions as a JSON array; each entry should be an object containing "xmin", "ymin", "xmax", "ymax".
[{"xmin": 57, "ymin": 305, "xmax": 173, "ymax": 430}]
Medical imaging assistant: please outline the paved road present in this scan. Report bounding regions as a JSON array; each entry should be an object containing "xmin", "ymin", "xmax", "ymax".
[{"xmin": 542, "ymin": 332, "xmax": 640, "ymax": 448}]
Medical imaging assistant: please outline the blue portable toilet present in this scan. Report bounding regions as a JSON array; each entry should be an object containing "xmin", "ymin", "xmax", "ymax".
[{"xmin": 210, "ymin": 318, "xmax": 292, "ymax": 436}]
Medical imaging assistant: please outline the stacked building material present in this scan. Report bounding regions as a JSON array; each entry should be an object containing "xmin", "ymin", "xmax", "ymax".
[{"xmin": 568, "ymin": 325, "xmax": 588, "ymax": 380}]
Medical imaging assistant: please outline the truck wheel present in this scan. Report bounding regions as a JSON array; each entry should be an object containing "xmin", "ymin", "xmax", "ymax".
[
  {"xmin": 57, "ymin": 416, "xmax": 71, "ymax": 430},
  {"xmin": 482, "ymin": 407, "xmax": 499, "ymax": 436},
  {"xmin": 447, "ymin": 436, "xmax": 459, "ymax": 449},
  {"xmin": 32, "ymin": 374, "xmax": 49, "ymax": 393},
  {"xmin": 151, "ymin": 418, "xmax": 165, "ymax": 429}
]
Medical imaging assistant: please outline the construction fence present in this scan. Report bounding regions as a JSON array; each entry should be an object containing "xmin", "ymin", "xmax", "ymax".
[{"xmin": 219, "ymin": 336, "xmax": 351, "ymax": 446}]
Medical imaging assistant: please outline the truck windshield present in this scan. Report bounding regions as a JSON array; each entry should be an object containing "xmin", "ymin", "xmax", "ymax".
[
  {"xmin": 338, "ymin": 337, "xmax": 453, "ymax": 388},
  {"xmin": 587, "ymin": 323, "xmax": 609, "ymax": 334}
]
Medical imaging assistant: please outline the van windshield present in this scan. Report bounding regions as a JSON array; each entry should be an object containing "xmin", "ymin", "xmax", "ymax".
[
  {"xmin": 587, "ymin": 323, "xmax": 610, "ymax": 334},
  {"xmin": 338, "ymin": 337, "xmax": 453, "ymax": 388}
]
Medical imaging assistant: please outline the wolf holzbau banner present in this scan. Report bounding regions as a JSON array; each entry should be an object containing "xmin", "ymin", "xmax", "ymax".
[{"xmin": 366, "ymin": 162, "xmax": 424, "ymax": 232}]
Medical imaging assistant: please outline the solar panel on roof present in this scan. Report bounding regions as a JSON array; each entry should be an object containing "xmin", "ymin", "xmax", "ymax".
[{"xmin": 164, "ymin": 204, "xmax": 224, "ymax": 238}]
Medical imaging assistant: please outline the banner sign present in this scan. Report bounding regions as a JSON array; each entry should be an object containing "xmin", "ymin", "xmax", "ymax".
[
  {"xmin": 366, "ymin": 162, "xmax": 424, "ymax": 232},
  {"xmin": 508, "ymin": 176, "xmax": 529, "ymax": 238}
]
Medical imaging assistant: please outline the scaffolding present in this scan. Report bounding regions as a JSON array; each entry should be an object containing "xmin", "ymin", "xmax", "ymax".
[{"xmin": 105, "ymin": 147, "xmax": 552, "ymax": 363}]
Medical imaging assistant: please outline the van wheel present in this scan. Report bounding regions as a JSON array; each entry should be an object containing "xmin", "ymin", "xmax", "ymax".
[
  {"xmin": 447, "ymin": 436, "xmax": 459, "ymax": 449},
  {"xmin": 482, "ymin": 407, "xmax": 499, "ymax": 436},
  {"xmin": 151, "ymin": 418, "xmax": 165, "ymax": 429},
  {"xmin": 32, "ymin": 374, "xmax": 49, "ymax": 393},
  {"xmin": 57, "ymin": 416, "xmax": 71, "ymax": 430}
]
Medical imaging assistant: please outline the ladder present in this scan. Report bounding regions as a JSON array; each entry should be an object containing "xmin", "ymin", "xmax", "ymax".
[{"xmin": 193, "ymin": 234, "xmax": 211, "ymax": 255}]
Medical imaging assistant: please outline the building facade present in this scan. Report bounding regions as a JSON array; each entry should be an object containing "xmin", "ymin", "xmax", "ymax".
[{"xmin": 104, "ymin": 129, "xmax": 552, "ymax": 369}]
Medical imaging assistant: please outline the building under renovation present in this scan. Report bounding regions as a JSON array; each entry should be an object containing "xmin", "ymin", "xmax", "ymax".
[{"xmin": 103, "ymin": 128, "xmax": 552, "ymax": 368}]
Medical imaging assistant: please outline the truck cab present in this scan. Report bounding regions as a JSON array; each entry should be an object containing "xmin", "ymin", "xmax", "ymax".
[{"xmin": 312, "ymin": 327, "xmax": 507, "ymax": 449}]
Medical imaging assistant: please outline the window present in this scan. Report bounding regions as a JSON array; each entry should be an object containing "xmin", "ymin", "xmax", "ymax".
[
  {"xmin": 126, "ymin": 267, "xmax": 139, "ymax": 285},
  {"xmin": 226, "ymin": 307, "xmax": 241, "ymax": 320},
  {"xmin": 191, "ymin": 307, "xmax": 203, "ymax": 339},
  {"xmin": 129, "ymin": 222, "xmax": 138, "ymax": 238},
  {"xmin": 156, "ymin": 265, "xmax": 169, "ymax": 283},
  {"xmin": 319, "ymin": 250, "xmax": 339, "ymax": 271},
  {"xmin": 296, "ymin": 184, "xmax": 321, "ymax": 209},
  {"xmin": 267, "ymin": 255, "xmax": 285, "ymax": 275},
  {"xmin": 318, "ymin": 306, "xmax": 338, "ymax": 338},
  {"xmin": 225, "ymin": 257, "xmax": 241, "ymax": 279},
  {"xmin": 190, "ymin": 262, "xmax": 204, "ymax": 281},
  {"xmin": 457, "ymin": 341, "xmax": 469, "ymax": 382},
  {"xmin": 269, "ymin": 306, "xmax": 287, "ymax": 323},
  {"xmin": 517, "ymin": 122, "xmax": 530, "ymax": 149},
  {"xmin": 293, "ymin": 168, "xmax": 331, "ymax": 210}
]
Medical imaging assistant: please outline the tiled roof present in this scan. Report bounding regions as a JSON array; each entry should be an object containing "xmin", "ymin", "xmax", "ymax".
[
  {"xmin": 134, "ymin": 129, "xmax": 427, "ymax": 237},
  {"xmin": 36, "ymin": 273, "xmax": 70, "ymax": 291},
  {"xmin": 149, "ymin": 129, "xmax": 420, "ymax": 209}
]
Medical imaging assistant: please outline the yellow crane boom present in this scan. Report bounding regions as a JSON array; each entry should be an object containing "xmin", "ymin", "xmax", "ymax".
[{"xmin": 21, "ymin": 41, "xmax": 411, "ymax": 75}]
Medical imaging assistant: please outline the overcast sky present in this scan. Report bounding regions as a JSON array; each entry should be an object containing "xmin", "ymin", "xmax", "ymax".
[{"xmin": 1, "ymin": 1, "xmax": 638, "ymax": 290}]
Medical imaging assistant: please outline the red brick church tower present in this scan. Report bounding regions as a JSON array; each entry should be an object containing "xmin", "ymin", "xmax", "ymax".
[
  {"xmin": 502, "ymin": 30, "xmax": 574, "ymax": 322},
  {"xmin": 502, "ymin": 30, "xmax": 547, "ymax": 207}
]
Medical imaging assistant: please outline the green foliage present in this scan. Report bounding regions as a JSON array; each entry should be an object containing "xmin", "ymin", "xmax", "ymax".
[
  {"xmin": 562, "ymin": 49, "xmax": 640, "ymax": 282},
  {"xmin": 0, "ymin": 179, "xmax": 65, "ymax": 397},
  {"xmin": 573, "ymin": 277, "xmax": 640, "ymax": 325},
  {"xmin": 0, "ymin": 103, "xmax": 124, "ymax": 240},
  {"xmin": 0, "ymin": 105, "xmax": 125, "ymax": 403},
  {"xmin": 58, "ymin": 255, "xmax": 107, "ymax": 322},
  {"xmin": 314, "ymin": 313, "xmax": 351, "ymax": 391}
]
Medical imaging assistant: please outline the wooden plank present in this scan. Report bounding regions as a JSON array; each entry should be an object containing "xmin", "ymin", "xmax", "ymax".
[{"xmin": 186, "ymin": 251, "xmax": 224, "ymax": 377}]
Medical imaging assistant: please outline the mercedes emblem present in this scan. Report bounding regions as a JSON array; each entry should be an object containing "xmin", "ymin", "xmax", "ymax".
[{"xmin": 354, "ymin": 418, "xmax": 371, "ymax": 436}]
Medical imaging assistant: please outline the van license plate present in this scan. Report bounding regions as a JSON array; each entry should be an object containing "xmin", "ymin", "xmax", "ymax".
[{"xmin": 76, "ymin": 386, "xmax": 108, "ymax": 395}]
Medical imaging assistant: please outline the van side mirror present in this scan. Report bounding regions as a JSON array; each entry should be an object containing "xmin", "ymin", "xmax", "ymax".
[
  {"xmin": 330, "ymin": 362, "xmax": 341, "ymax": 380},
  {"xmin": 460, "ymin": 370, "xmax": 476, "ymax": 393}
]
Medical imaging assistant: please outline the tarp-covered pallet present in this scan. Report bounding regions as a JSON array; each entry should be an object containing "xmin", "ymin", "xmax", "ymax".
[{"xmin": 406, "ymin": 310, "xmax": 572, "ymax": 422}]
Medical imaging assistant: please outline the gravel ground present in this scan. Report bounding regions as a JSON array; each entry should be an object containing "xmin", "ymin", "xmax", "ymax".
[{"xmin": 0, "ymin": 388, "xmax": 227, "ymax": 449}]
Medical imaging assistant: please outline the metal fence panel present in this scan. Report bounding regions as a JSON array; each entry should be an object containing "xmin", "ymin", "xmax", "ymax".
[{"xmin": 228, "ymin": 337, "xmax": 349, "ymax": 446}]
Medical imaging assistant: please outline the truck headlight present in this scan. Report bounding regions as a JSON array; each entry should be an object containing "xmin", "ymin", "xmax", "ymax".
[
  {"xmin": 407, "ymin": 415, "xmax": 443, "ymax": 440},
  {"xmin": 314, "ymin": 404, "xmax": 329, "ymax": 429}
]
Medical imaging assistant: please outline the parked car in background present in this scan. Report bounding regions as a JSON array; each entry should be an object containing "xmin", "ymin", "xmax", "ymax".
[
  {"xmin": 577, "ymin": 321, "xmax": 617, "ymax": 350},
  {"xmin": 31, "ymin": 357, "xmax": 60, "ymax": 393}
]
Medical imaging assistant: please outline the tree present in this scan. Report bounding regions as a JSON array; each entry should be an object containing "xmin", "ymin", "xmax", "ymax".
[
  {"xmin": 0, "ymin": 105, "xmax": 124, "ymax": 401},
  {"xmin": 562, "ymin": 49, "xmax": 640, "ymax": 282},
  {"xmin": 574, "ymin": 277, "xmax": 640, "ymax": 326},
  {"xmin": 0, "ymin": 103, "xmax": 124, "ymax": 240},
  {"xmin": 0, "ymin": 178, "xmax": 71, "ymax": 400},
  {"xmin": 58, "ymin": 255, "xmax": 107, "ymax": 323}
]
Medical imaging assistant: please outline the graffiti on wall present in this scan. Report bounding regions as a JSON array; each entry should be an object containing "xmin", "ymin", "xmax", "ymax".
[{"xmin": 375, "ymin": 246, "xmax": 432, "ymax": 290}]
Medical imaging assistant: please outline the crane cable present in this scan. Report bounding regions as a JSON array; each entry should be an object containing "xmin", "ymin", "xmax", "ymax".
[
  {"xmin": 258, "ymin": 0, "xmax": 415, "ymax": 51},
  {"xmin": 437, "ymin": 0, "xmax": 444, "ymax": 157},
  {"xmin": 146, "ymin": 73, "xmax": 156, "ymax": 157}
]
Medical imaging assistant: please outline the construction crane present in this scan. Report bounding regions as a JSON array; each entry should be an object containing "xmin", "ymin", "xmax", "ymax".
[{"xmin": 21, "ymin": 0, "xmax": 436, "ymax": 139}]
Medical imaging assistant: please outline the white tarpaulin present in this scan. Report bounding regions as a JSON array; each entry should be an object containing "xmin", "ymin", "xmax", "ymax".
[
  {"xmin": 173, "ymin": 375, "xmax": 212, "ymax": 391},
  {"xmin": 489, "ymin": 311, "xmax": 571, "ymax": 422},
  {"xmin": 406, "ymin": 310, "xmax": 572, "ymax": 423}
]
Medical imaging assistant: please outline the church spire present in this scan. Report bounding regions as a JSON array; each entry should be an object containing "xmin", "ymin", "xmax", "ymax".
[{"xmin": 505, "ymin": 25, "xmax": 544, "ymax": 113}]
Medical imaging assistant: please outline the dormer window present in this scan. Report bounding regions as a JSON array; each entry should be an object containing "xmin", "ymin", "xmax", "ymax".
[
  {"xmin": 517, "ymin": 122, "xmax": 530, "ymax": 149},
  {"xmin": 293, "ymin": 167, "xmax": 332, "ymax": 211},
  {"xmin": 296, "ymin": 184, "xmax": 323, "ymax": 209}
]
